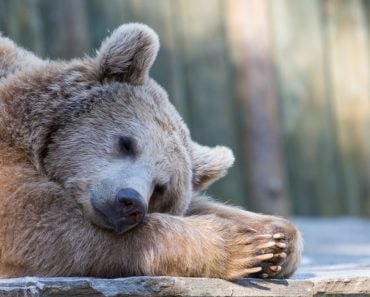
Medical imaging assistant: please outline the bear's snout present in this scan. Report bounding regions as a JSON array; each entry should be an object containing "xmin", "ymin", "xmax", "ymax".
[
  {"xmin": 91, "ymin": 188, "xmax": 147, "ymax": 234},
  {"xmin": 116, "ymin": 188, "xmax": 147, "ymax": 223}
]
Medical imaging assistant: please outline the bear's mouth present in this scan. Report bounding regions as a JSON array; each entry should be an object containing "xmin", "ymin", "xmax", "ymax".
[{"xmin": 91, "ymin": 204, "xmax": 143, "ymax": 234}]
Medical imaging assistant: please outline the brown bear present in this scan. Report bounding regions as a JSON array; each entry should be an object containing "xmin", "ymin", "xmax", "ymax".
[{"xmin": 0, "ymin": 23, "xmax": 302, "ymax": 280}]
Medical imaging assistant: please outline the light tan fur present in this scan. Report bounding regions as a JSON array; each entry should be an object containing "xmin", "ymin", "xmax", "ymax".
[{"xmin": 0, "ymin": 23, "xmax": 302, "ymax": 280}]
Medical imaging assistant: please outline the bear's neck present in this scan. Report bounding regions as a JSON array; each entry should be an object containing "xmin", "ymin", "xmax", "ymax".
[{"xmin": 0, "ymin": 60, "xmax": 97, "ymax": 173}]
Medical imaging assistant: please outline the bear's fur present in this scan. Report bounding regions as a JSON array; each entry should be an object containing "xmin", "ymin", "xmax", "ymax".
[{"xmin": 0, "ymin": 24, "xmax": 302, "ymax": 280}]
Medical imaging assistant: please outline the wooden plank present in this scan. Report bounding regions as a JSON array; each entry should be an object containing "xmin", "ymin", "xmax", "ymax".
[
  {"xmin": 365, "ymin": 0, "xmax": 370, "ymax": 216},
  {"xmin": 4, "ymin": 0, "xmax": 44, "ymax": 55},
  {"xmin": 38, "ymin": 0, "xmax": 89, "ymax": 59},
  {"xmin": 59, "ymin": 0, "xmax": 90, "ymax": 58},
  {"xmin": 270, "ymin": 0, "xmax": 346, "ymax": 215},
  {"xmin": 166, "ymin": 1, "xmax": 190, "ymax": 123},
  {"xmin": 324, "ymin": 0, "xmax": 370, "ymax": 216},
  {"xmin": 176, "ymin": 0, "xmax": 248, "ymax": 207},
  {"xmin": 0, "ymin": 1, "xmax": 11, "ymax": 35},
  {"xmin": 226, "ymin": 0, "xmax": 290, "ymax": 215},
  {"xmin": 86, "ymin": 0, "xmax": 135, "ymax": 51}
]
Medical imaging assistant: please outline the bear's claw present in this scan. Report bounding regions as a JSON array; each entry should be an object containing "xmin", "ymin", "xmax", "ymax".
[
  {"xmin": 250, "ymin": 232, "xmax": 289, "ymax": 279},
  {"xmin": 269, "ymin": 265, "xmax": 282, "ymax": 272},
  {"xmin": 273, "ymin": 233, "xmax": 285, "ymax": 239},
  {"xmin": 228, "ymin": 266, "xmax": 262, "ymax": 280},
  {"xmin": 226, "ymin": 227, "xmax": 292, "ymax": 280},
  {"xmin": 274, "ymin": 252, "xmax": 287, "ymax": 259},
  {"xmin": 276, "ymin": 242, "xmax": 287, "ymax": 248},
  {"xmin": 255, "ymin": 253, "xmax": 274, "ymax": 261}
]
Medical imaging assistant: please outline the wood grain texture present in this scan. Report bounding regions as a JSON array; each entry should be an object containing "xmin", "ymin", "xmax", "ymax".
[
  {"xmin": 226, "ymin": 0, "xmax": 290, "ymax": 215},
  {"xmin": 271, "ymin": 0, "xmax": 346, "ymax": 215},
  {"xmin": 176, "ymin": 0, "xmax": 248, "ymax": 207},
  {"xmin": 324, "ymin": 0, "xmax": 370, "ymax": 216}
]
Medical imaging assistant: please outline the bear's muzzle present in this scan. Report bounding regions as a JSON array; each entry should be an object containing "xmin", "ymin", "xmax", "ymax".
[{"xmin": 91, "ymin": 187, "xmax": 147, "ymax": 233}]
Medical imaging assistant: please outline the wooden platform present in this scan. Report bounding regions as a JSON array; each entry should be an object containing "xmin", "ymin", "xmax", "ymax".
[{"xmin": 0, "ymin": 218, "xmax": 369, "ymax": 296}]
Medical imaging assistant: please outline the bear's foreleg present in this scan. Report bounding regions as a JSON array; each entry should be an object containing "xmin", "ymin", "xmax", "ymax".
[
  {"xmin": 0, "ymin": 182, "xmax": 289, "ymax": 281},
  {"xmin": 186, "ymin": 195, "xmax": 303, "ymax": 279}
]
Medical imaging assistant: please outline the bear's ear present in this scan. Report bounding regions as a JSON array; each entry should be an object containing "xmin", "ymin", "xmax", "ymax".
[
  {"xmin": 95, "ymin": 23, "xmax": 159, "ymax": 85},
  {"xmin": 191, "ymin": 142, "xmax": 235, "ymax": 191}
]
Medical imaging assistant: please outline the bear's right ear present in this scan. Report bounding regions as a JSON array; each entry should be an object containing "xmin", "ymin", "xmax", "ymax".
[
  {"xmin": 95, "ymin": 23, "xmax": 159, "ymax": 85},
  {"xmin": 191, "ymin": 142, "xmax": 235, "ymax": 191}
]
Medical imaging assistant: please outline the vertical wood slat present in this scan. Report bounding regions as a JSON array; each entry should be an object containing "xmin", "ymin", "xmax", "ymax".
[
  {"xmin": 60, "ymin": 0, "xmax": 90, "ymax": 58},
  {"xmin": 324, "ymin": 0, "xmax": 370, "ymax": 216},
  {"xmin": 38, "ymin": 0, "xmax": 89, "ymax": 59},
  {"xmin": 226, "ymin": 0, "xmax": 290, "ymax": 215},
  {"xmin": 365, "ymin": 0, "xmax": 370, "ymax": 216},
  {"xmin": 177, "ymin": 0, "xmax": 248, "ymax": 206},
  {"xmin": 166, "ymin": 0, "xmax": 190, "ymax": 123},
  {"xmin": 86, "ymin": 0, "xmax": 122, "ymax": 50},
  {"xmin": 271, "ymin": 0, "xmax": 346, "ymax": 215},
  {"xmin": 0, "ymin": 1, "xmax": 11, "ymax": 37},
  {"xmin": 3, "ymin": 0, "xmax": 43, "ymax": 55}
]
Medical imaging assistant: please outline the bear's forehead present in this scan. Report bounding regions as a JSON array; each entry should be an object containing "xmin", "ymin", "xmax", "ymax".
[
  {"xmin": 96, "ymin": 83, "xmax": 175, "ymax": 125},
  {"xmin": 72, "ymin": 80, "xmax": 190, "ymax": 146}
]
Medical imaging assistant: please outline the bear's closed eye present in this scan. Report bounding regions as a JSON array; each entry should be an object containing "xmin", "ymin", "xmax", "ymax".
[
  {"xmin": 118, "ymin": 136, "xmax": 137, "ymax": 157},
  {"xmin": 153, "ymin": 184, "xmax": 168, "ymax": 195}
]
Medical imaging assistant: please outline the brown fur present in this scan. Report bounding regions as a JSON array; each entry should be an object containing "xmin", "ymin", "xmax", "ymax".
[{"xmin": 0, "ymin": 24, "xmax": 302, "ymax": 280}]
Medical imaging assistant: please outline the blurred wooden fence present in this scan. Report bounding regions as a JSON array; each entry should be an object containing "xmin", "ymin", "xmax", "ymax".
[{"xmin": 0, "ymin": 0, "xmax": 369, "ymax": 216}]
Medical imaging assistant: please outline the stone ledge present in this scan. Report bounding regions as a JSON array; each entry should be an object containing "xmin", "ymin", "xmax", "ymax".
[{"xmin": 0, "ymin": 265, "xmax": 369, "ymax": 297}]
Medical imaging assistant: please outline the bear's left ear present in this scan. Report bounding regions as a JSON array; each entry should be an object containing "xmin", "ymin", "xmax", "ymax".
[
  {"xmin": 95, "ymin": 23, "xmax": 159, "ymax": 85},
  {"xmin": 191, "ymin": 142, "xmax": 235, "ymax": 191}
]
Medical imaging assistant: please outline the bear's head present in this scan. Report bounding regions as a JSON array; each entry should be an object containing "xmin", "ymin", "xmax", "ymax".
[{"xmin": 40, "ymin": 24, "xmax": 234, "ymax": 233}]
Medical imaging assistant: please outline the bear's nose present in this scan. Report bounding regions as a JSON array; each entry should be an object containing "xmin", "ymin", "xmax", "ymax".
[
  {"xmin": 116, "ymin": 188, "xmax": 147, "ymax": 229},
  {"xmin": 116, "ymin": 188, "xmax": 147, "ymax": 224},
  {"xmin": 91, "ymin": 187, "xmax": 147, "ymax": 234}
]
